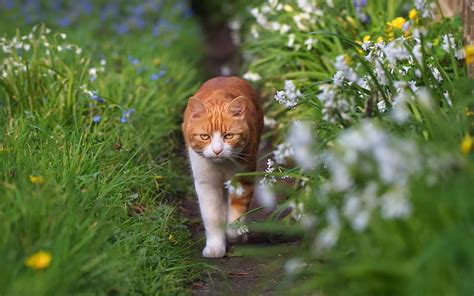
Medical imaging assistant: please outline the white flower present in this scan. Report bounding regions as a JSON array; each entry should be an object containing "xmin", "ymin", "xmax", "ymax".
[
  {"xmin": 287, "ymin": 33, "xmax": 296, "ymax": 48},
  {"xmin": 413, "ymin": 44, "xmax": 422, "ymax": 64},
  {"xmin": 256, "ymin": 182, "xmax": 276, "ymax": 208},
  {"xmin": 304, "ymin": 37, "xmax": 316, "ymax": 50},
  {"xmin": 441, "ymin": 34, "xmax": 456, "ymax": 53},
  {"xmin": 375, "ymin": 60, "xmax": 387, "ymax": 85},
  {"xmin": 264, "ymin": 116, "xmax": 277, "ymax": 128},
  {"xmin": 251, "ymin": 25, "xmax": 260, "ymax": 38},
  {"xmin": 280, "ymin": 24, "xmax": 291, "ymax": 34},
  {"xmin": 286, "ymin": 121, "xmax": 317, "ymax": 170},
  {"xmin": 273, "ymin": 142, "xmax": 294, "ymax": 164},
  {"xmin": 334, "ymin": 55, "xmax": 358, "ymax": 82},
  {"xmin": 377, "ymin": 100, "xmax": 387, "ymax": 112},
  {"xmin": 284, "ymin": 258, "xmax": 307, "ymax": 274},
  {"xmin": 316, "ymin": 207, "xmax": 340, "ymax": 249},
  {"xmin": 221, "ymin": 65, "xmax": 231, "ymax": 76},
  {"xmin": 265, "ymin": 158, "xmax": 276, "ymax": 173},
  {"xmin": 455, "ymin": 48, "xmax": 465, "ymax": 60},
  {"xmin": 443, "ymin": 91, "xmax": 452, "ymax": 107},
  {"xmin": 274, "ymin": 80, "xmax": 302, "ymax": 108},
  {"xmin": 382, "ymin": 38, "xmax": 410, "ymax": 66},
  {"xmin": 416, "ymin": 87, "xmax": 434, "ymax": 110},
  {"xmin": 243, "ymin": 71, "xmax": 261, "ymax": 81},
  {"xmin": 224, "ymin": 180, "xmax": 245, "ymax": 197},
  {"xmin": 380, "ymin": 187, "xmax": 412, "ymax": 219},
  {"xmin": 431, "ymin": 66, "xmax": 443, "ymax": 82},
  {"xmin": 89, "ymin": 68, "xmax": 97, "ymax": 82},
  {"xmin": 333, "ymin": 71, "xmax": 344, "ymax": 86}
]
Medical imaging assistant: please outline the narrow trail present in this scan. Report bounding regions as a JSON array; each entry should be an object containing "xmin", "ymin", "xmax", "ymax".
[{"xmin": 179, "ymin": 3, "xmax": 300, "ymax": 295}]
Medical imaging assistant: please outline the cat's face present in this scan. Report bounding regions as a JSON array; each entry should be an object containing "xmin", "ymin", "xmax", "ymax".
[{"xmin": 184, "ymin": 96, "xmax": 249, "ymax": 161}]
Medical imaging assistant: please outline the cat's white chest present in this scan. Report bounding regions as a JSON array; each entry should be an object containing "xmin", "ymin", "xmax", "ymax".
[{"xmin": 188, "ymin": 148, "xmax": 241, "ymax": 183}]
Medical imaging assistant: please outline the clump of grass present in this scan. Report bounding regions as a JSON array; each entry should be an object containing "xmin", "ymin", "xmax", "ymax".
[{"xmin": 0, "ymin": 1, "xmax": 204, "ymax": 293}]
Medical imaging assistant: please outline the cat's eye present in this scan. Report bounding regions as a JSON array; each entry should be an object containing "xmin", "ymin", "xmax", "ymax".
[
  {"xmin": 224, "ymin": 133, "xmax": 234, "ymax": 140},
  {"xmin": 200, "ymin": 134, "xmax": 210, "ymax": 140}
]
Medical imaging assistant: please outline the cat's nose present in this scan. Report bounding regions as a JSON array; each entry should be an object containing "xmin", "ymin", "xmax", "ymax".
[{"xmin": 212, "ymin": 147, "xmax": 223, "ymax": 155}]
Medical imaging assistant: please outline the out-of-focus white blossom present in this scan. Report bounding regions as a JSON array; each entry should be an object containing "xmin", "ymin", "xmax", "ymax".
[
  {"xmin": 286, "ymin": 121, "xmax": 317, "ymax": 171},
  {"xmin": 274, "ymin": 80, "xmax": 302, "ymax": 108},
  {"xmin": 243, "ymin": 71, "xmax": 261, "ymax": 81},
  {"xmin": 224, "ymin": 180, "xmax": 245, "ymax": 197},
  {"xmin": 284, "ymin": 258, "xmax": 308, "ymax": 274},
  {"xmin": 273, "ymin": 142, "xmax": 294, "ymax": 164}
]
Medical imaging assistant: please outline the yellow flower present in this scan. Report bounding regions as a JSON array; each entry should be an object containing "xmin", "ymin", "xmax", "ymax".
[
  {"xmin": 461, "ymin": 134, "xmax": 473, "ymax": 155},
  {"xmin": 363, "ymin": 35, "xmax": 371, "ymax": 42},
  {"xmin": 283, "ymin": 4, "xmax": 293, "ymax": 12},
  {"xmin": 376, "ymin": 36, "xmax": 384, "ymax": 43},
  {"xmin": 464, "ymin": 45, "xmax": 474, "ymax": 65},
  {"xmin": 346, "ymin": 16, "xmax": 358, "ymax": 28},
  {"xmin": 29, "ymin": 175, "xmax": 45, "ymax": 184},
  {"xmin": 25, "ymin": 251, "xmax": 52, "ymax": 270},
  {"xmin": 343, "ymin": 54, "xmax": 351, "ymax": 65},
  {"xmin": 409, "ymin": 9, "xmax": 418, "ymax": 20},
  {"xmin": 388, "ymin": 17, "xmax": 406, "ymax": 30},
  {"xmin": 168, "ymin": 234, "xmax": 177, "ymax": 244}
]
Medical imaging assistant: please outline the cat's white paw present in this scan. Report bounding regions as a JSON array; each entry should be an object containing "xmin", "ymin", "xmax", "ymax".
[
  {"xmin": 202, "ymin": 243, "xmax": 226, "ymax": 258},
  {"xmin": 226, "ymin": 225, "xmax": 249, "ymax": 243}
]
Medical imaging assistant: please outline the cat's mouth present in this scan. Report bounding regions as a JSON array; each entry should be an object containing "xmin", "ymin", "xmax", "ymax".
[{"xmin": 207, "ymin": 156, "xmax": 227, "ymax": 162}]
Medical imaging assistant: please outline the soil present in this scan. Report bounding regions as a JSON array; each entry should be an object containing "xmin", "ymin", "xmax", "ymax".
[{"xmin": 179, "ymin": 197, "xmax": 299, "ymax": 296}]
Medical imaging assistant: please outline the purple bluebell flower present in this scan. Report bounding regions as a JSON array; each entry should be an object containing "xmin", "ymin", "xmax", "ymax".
[
  {"xmin": 131, "ymin": 16, "xmax": 146, "ymax": 29},
  {"xmin": 89, "ymin": 91, "xmax": 105, "ymax": 103},
  {"xmin": 128, "ymin": 55, "xmax": 140, "ymax": 65},
  {"xmin": 353, "ymin": 0, "xmax": 367, "ymax": 7},
  {"xmin": 120, "ymin": 108, "xmax": 135, "ymax": 123},
  {"xmin": 1, "ymin": 0, "xmax": 15, "ymax": 10},
  {"xmin": 79, "ymin": 0, "xmax": 93, "ymax": 15},
  {"xmin": 150, "ymin": 70, "xmax": 166, "ymax": 81},
  {"xmin": 132, "ymin": 4, "xmax": 145, "ymax": 16},
  {"xmin": 57, "ymin": 16, "xmax": 72, "ymax": 27},
  {"xmin": 92, "ymin": 115, "xmax": 101, "ymax": 123},
  {"xmin": 115, "ymin": 22, "xmax": 129, "ymax": 35}
]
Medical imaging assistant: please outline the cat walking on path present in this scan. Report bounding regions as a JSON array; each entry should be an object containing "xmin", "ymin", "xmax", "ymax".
[{"xmin": 182, "ymin": 77, "xmax": 264, "ymax": 258}]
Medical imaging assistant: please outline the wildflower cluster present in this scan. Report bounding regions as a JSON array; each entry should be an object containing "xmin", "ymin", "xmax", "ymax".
[
  {"xmin": 237, "ymin": 0, "xmax": 474, "ymax": 292},
  {"xmin": 0, "ymin": 0, "xmax": 191, "ymax": 37}
]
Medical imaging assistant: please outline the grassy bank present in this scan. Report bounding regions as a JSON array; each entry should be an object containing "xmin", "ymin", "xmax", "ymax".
[{"xmin": 0, "ymin": 1, "xmax": 202, "ymax": 294}]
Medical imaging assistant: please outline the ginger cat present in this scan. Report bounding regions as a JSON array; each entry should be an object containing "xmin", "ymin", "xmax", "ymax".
[{"xmin": 182, "ymin": 77, "xmax": 263, "ymax": 258}]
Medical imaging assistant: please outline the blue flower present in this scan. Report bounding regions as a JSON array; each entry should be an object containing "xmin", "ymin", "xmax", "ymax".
[
  {"xmin": 120, "ymin": 108, "xmax": 135, "ymax": 123},
  {"xmin": 150, "ymin": 70, "xmax": 166, "ymax": 81},
  {"xmin": 115, "ymin": 22, "xmax": 129, "ymax": 35},
  {"xmin": 1, "ymin": 0, "xmax": 15, "ymax": 10},
  {"xmin": 128, "ymin": 55, "xmax": 140, "ymax": 65},
  {"xmin": 92, "ymin": 115, "xmax": 101, "ymax": 123},
  {"xmin": 88, "ymin": 91, "xmax": 105, "ymax": 103},
  {"xmin": 57, "ymin": 15, "xmax": 72, "ymax": 27}
]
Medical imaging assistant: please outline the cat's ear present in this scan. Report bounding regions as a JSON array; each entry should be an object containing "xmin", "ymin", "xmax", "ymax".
[
  {"xmin": 188, "ymin": 97, "xmax": 206, "ymax": 119},
  {"xmin": 226, "ymin": 96, "xmax": 247, "ymax": 117}
]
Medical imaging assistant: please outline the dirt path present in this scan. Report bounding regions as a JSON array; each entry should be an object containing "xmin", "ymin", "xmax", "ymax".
[
  {"xmin": 180, "ymin": 4, "xmax": 299, "ymax": 294},
  {"xmin": 179, "ymin": 197, "xmax": 299, "ymax": 296}
]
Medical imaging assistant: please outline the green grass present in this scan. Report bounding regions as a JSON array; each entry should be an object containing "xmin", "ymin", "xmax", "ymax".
[{"xmin": 0, "ymin": 3, "xmax": 205, "ymax": 294}]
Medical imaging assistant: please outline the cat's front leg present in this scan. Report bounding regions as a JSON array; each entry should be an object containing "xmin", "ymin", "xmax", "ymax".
[
  {"xmin": 226, "ymin": 180, "xmax": 254, "ymax": 242},
  {"xmin": 195, "ymin": 179, "xmax": 227, "ymax": 258}
]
